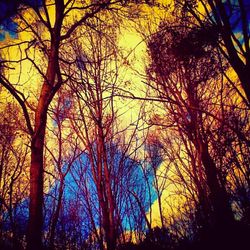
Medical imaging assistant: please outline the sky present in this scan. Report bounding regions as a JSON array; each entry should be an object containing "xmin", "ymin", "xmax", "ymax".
[{"xmin": 0, "ymin": 0, "xmax": 43, "ymax": 40}]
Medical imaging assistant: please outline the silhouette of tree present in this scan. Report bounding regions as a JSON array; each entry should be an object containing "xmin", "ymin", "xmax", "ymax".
[
  {"xmin": 0, "ymin": 1, "xmax": 149, "ymax": 249},
  {"xmin": 66, "ymin": 18, "xmax": 150, "ymax": 249},
  {"xmin": 145, "ymin": 17, "xmax": 248, "ymax": 248},
  {"xmin": 175, "ymin": 0, "xmax": 250, "ymax": 105},
  {"xmin": 0, "ymin": 102, "xmax": 29, "ymax": 249}
]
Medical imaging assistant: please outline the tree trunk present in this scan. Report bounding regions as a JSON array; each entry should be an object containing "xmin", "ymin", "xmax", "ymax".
[
  {"xmin": 27, "ymin": 129, "xmax": 46, "ymax": 250},
  {"xmin": 232, "ymin": 65, "xmax": 250, "ymax": 105},
  {"xmin": 49, "ymin": 178, "xmax": 64, "ymax": 250},
  {"xmin": 102, "ymin": 142, "xmax": 116, "ymax": 250},
  {"xmin": 199, "ymin": 140, "xmax": 234, "ymax": 227},
  {"xmin": 27, "ymin": 41, "xmax": 58, "ymax": 250},
  {"xmin": 186, "ymin": 79, "xmax": 234, "ymax": 227},
  {"xmin": 211, "ymin": 0, "xmax": 250, "ymax": 104}
]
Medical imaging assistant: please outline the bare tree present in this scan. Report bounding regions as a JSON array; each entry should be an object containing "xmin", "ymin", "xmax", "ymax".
[
  {"xmin": 43, "ymin": 87, "xmax": 83, "ymax": 250},
  {"xmin": 0, "ymin": 102, "xmax": 29, "ymax": 248},
  {"xmin": 65, "ymin": 15, "xmax": 153, "ymax": 248},
  {"xmin": 0, "ymin": 1, "xmax": 141, "ymax": 249},
  {"xmin": 146, "ymin": 19, "xmax": 238, "ymax": 239}
]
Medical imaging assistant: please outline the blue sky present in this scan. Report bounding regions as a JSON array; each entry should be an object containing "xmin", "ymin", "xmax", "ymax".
[{"xmin": 0, "ymin": 0, "xmax": 42, "ymax": 40}]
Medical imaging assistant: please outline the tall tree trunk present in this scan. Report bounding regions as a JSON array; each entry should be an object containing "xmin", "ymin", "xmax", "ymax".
[
  {"xmin": 154, "ymin": 168, "xmax": 164, "ymax": 228},
  {"xmin": 199, "ymin": 139, "xmax": 234, "ymax": 227},
  {"xmin": 27, "ymin": 37, "xmax": 59, "ymax": 250},
  {"xmin": 49, "ymin": 178, "xmax": 64, "ymax": 250},
  {"xmin": 186, "ymin": 80, "xmax": 234, "ymax": 228},
  {"xmin": 102, "ymin": 142, "xmax": 116, "ymax": 250},
  {"xmin": 210, "ymin": 0, "xmax": 250, "ymax": 104},
  {"xmin": 27, "ymin": 126, "xmax": 46, "ymax": 250}
]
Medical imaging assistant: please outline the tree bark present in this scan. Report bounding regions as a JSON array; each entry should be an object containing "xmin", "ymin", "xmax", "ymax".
[
  {"xmin": 27, "ymin": 135, "xmax": 45, "ymax": 250},
  {"xmin": 199, "ymin": 139, "xmax": 234, "ymax": 227},
  {"xmin": 27, "ymin": 32, "xmax": 59, "ymax": 250},
  {"xmin": 49, "ymin": 178, "xmax": 64, "ymax": 250}
]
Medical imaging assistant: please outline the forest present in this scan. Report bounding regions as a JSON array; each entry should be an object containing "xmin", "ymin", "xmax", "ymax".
[{"xmin": 0, "ymin": 0, "xmax": 250, "ymax": 250}]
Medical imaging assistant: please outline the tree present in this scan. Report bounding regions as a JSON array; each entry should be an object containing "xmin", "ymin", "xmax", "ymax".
[
  {"xmin": 0, "ymin": 101, "xmax": 29, "ymax": 249},
  {"xmin": 0, "ymin": 1, "xmax": 138, "ymax": 249},
  {"xmin": 44, "ymin": 87, "xmax": 82, "ymax": 250},
  {"xmin": 175, "ymin": 0, "xmax": 250, "ymax": 105},
  {"xmin": 146, "ymin": 19, "xmax": 239, "ymax": 246},
  {"xmin": 145, "ymin": 132, "xmax": 167, "ymax": 228},
  {"xmin": 66, "ymin": 18, "xmax": 151, "ymax": 248}
]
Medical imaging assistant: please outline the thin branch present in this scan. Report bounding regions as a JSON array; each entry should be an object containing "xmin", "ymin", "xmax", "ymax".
[{"xmin": 0, "ymin": 77, "xmax": 34, "ymax": 135}]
